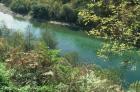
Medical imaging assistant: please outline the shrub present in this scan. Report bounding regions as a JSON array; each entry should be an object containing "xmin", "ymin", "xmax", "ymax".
[
  {"xmin": 6, "ymin": 42, "xmax": 62, "ymax": 86},
  {"xmin": 48, "ymin": 1, "xmax": 62, "ymax": 20},
  {"xmin": 23, "ymin": 26, "xmax": 36, "ymax": 51},
  {"xmin": 61, "ymin": 0, "xmax": 71, "ymax": 4},
  {"xmin": 6, "ymin": 50, "xmax": 53, "ymax": 86},
  {"xmin": 10, "ymin": 0, "xmax": 31, "ymax": 14},
  {"xmin": 8, "ymin": 31, "xmax": 24, "ymax": 49},
  {"xmin": 31, "ymin": 4, "xmax": 50, "ymax": 20},
  {"xmin": 60, "ymin": 4, "xmax": 78, "ymax": 23},
  {"xmin": 74, "ymin": 70, "xmax": 123, "ymax": 92},
  {"xmin": 0, "ymin": 0, "xmax": 12, "ymax": 6},
  {"xmin": 0, "ymin": 26, "xmax": 11, "ymax": 61},
  {"xmin": 0, "ymin": 38, "xmax": 8, "ymax": 61},
  {"xmin": 128, "ymin": 81, "xmax": 140, "ymax": 92},
  {"xmin": 42, "ymin": 31, "xmax": 57, "ymax": 49},
  {"xmin": 64, "ymin": 52, "xmax": 79, "ymax": 66},
  {"xmin": 0, "ymin": 62, "xmax": 13, "ymax": 91}
]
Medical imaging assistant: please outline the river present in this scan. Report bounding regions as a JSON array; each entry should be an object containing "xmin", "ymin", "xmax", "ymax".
[{"xmin": 0, "ymin": 12, "xmax": 140, "ymax": 86}]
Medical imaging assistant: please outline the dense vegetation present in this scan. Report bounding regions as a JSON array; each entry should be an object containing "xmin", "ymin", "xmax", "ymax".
[
  {"xmin": 0, "ymin": 0, "xmax": 140, "ymax": 46},
  {"xmin": 0, "ymin": 0, "xmax": 140, "ymax": 91},
  {"xmin": 62, "ymin": 0, "xmax": 140, "ymax": 62},
  {"xmin": 0, "ymin": 0, "xmax": 82, "ymax": 22},
  {"xmin": 0, "ymin": 26, "xmax": 127, "ymax": 92},
  {"xmin": 0, "ymin": 24, "xmax": 139, "ymax": 92}
]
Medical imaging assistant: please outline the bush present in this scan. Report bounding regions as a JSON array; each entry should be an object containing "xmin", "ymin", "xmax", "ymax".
[
  {"xmin": 42, "ymin": 31, "xmax": 57, "ymax": 49},
  {"xmin": 0, "ymin": 0, "xmax": 12, "ymax": 6},
  {"xmin": 0, "ymin": 26, "xmax": 11, "ymax": 61},
  {"xmin": 48, "ymin": 1, "xmax": 62, "ymax": 20},
  {"xmin": 60, "ymin": 4, "xmax": 78, "ymax": 23},
  {"xmin": 6, "ymin": 42, "xmax": 62, "ymax": 86},
  {"xmin": 0, "ymin": 38, "xmax": 8, "ymax": 61},
  {"xmin": 128, "ymin": 81, "xmax": 140, "ymax": 92},
  {"xmin": 10, "ymin": 0, "xmax": 31, "ymax": 14},
  {"xmin": 31, "ymin": 4, "xmax": 50, "ymax": 20},
  {"xmin": 64, "ymin": 52, "xmax": 79, "ymax": 66},
  {"xmin": 0, "ymin": 62, "xmax": 13, "ymax": 91},
  {"xmin": 61, "ymin": 0, "xmax": 71, "ymax": 4}
]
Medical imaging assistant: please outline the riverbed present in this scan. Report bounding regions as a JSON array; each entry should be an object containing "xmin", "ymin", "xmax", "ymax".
[{"xmin": 0, "ymin": 11, "xmax": 140, "ymax": 86}]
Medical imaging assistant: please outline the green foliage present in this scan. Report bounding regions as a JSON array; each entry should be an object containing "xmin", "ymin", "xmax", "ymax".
[
  {"xmin": 5, "ymin": 42, "xmax": 61, "ymax": 86},
  {"xmin": 77, "ymin": 0, "xmax": 140, "ymax": 73},
  {"xmin": 0, "ymin": 26, "xmax": 11, "ymax": 61},
  {"xmin": 1, "ymin": 0, "xmax": 139, "ymax": 91},
  {"xmin": 31, "ymin": 0, "xmax": 78, "ymax": 22},
  {"xmin": 47, "ymin": 0, "xmax": 62, "ymax": 20},
  {"xmin": 0, "ymin": 63, "xmax": 9, "ymax": 88},
  {"xmin": 0, "ymin": 38, "xmax": 8, "ymax": 61},
  {"xmin": 36, "ymin": 85, "xmax": 55, "ymax": 92},
  {"xmin": 2, "ymin": 0, "xmax": 81, "ymax": 22},
  {"xmin": 41, "ymin": 31, "xmax": 57, "ymax": 49},
  {"xmin": 0, "ymin": 25, "xmax": 124, "ymax": 91},
  {"xmin": 97, "ymin": 41, "xmax": 133, "ymax": 60},
  {"xmin": 31, "ymin": 4, "xmax": 50, "ymax": 20},
  {"xmin": 64, "ymin": 52, "xmax": 79, "ymax": 66},
  {"xmin": 60, "ymin": 0, "xmax": 70, "ymax": 4},
  {"xmin": 0, "ymin": 0, "xmax": 12, "ymax": 6},
  {"xmin": 0, "ymin": 25, "xmax": 36, "ymax": 52},
  {"xmin": 8, "ymin": 31, "xmax": 24, "ymax": 48},
  {"xmin": 10, "ymin": 0, "xmax": 31, "ymax": 14},
  {"xmin": 0, "ymin": 62, "xmax": 14, "ymax": 91},
  {"xmin": 67, "ymin": 66, "xmax": 123, "ymax": 92},
  {"xmin": 24, "ymin": 26, "xmax": 36, "ymax": 51},
  {"xmin": 128, "ymin": 81, "xmax": 140, "ymax": 92},
  {"xmin": 78, "ymin": 0, "xmax": 140, "ymax": 47},
  {"xmin": 60, "ymin": 4, "xmax": 77, "ymax": 22}
]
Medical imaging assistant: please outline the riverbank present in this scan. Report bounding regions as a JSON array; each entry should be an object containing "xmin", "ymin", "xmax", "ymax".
[
  {"xmin": 0, "ymin": 3, "xmax": 78, "ymax": 27},
  {"xmin": 49, "ymin": 21, "xmax": 73, "ymax": 27},
  {"xmin": 0, "ymin": 3, "xmax": 31, "ymax": 20}
]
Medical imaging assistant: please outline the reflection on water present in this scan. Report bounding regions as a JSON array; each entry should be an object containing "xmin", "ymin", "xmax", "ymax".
[{"xmin": 0, "ymin": 12, "xmax": 140, "ymax": 85}]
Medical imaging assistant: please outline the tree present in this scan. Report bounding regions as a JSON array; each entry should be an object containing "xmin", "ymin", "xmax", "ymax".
[
  {"xmin": 60, "ymin": 4, "xmax": 77, "ymax": 22},
  {"xmin": 10, "ymin": 0, "xmax": 31, "ymax": 14},
  {"xmin": 78, "ymin": 0, "xmax": 140, "ymax": 47},
  {"xmin": 31, "ymin": 4, "xmax": 50, "ymax": 20}
]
